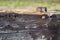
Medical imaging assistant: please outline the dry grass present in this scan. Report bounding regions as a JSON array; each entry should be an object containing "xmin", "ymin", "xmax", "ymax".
[{"xmin": 0, "ymin": 0, "xmax": 60, "ymax": 10}]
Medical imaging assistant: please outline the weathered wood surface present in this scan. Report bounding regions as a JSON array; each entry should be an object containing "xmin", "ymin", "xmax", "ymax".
[{"xmin": 0, "ymin": 12, "xmax": 59, "ymax": 40}]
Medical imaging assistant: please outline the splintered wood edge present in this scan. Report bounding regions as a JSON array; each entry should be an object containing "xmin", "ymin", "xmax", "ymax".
[{"xmin": 0, "ymin": 9, "xmax": 58, "ymax": 15}]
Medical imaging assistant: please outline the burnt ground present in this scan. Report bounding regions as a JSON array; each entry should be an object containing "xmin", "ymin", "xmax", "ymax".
[{"xmin": 0, "ymin": 12, "xmax": 60, "ymax": 40}]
